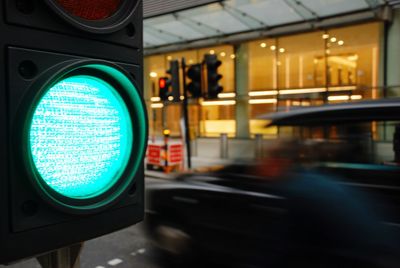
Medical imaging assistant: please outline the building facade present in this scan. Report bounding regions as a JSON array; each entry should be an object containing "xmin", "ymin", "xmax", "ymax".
[{"xmin": 143, "ymin": 1, "xmax": 400, "ymax": 150}]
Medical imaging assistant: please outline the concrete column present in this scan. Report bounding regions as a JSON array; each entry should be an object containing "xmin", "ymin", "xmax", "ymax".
[
  {"xmin": 386, "ymin": 9, "xmax": 400, "ymax": 97},
  {"xmin": 143, "ymin": 58, "xmax": 151, "ymax": 100},
  {"xmin": 234, "ymin": 43, "xmax": 250, "ymax": 139}
]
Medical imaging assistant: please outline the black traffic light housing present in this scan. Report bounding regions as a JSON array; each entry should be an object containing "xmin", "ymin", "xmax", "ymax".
[
  {"xmin": 187, "ymin": 63, "xmax": 203, "ymax": 98},
  {"xmin": 159, "ymin": 60, "xmax": 180, "ymax": 102},
  {"xmin": 205, "ymin": 54, "xmax": 223, "ymax": 99},
  {"xmin": 159, "ymin": 77, "xmax": 172, "ymax": 101},
  {"xmin": 167, "ymin": 60, "xmax": 181, "ymax": 102},
  {"xmin": 1, "ymin": 0, "xmax": 147, "ymax": 264},
  {"xmin": 394, "ymin": 125, "xmax": 400, "ymax": 163}
]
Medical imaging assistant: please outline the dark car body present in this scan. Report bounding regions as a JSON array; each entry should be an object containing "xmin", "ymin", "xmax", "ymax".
[{"xmin": 145, "ymin": 99, "xmax": 400, "ymax": 268}]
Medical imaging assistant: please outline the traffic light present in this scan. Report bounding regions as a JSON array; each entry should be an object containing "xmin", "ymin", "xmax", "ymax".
[
  {"xmin": 158, "ymin": 60, "xmax": 180, "ymax": 102},
  {"xmin": 159, "ymin": 77, "xmax": 171, "ymax": 101},
  {"xmin": 1, "ymin": 0, "xmax": 147, "ymax": 264},
  {"xmin": 187, "ymin": 63, "xmax": 203, "ymax": 98},
  {"xmin": 167, "ymin": 60, "xmax": 181, "ymax": 102},
  {"xmin": 205, "ymin": 54, "xmax": 223, "ymax": 99}
]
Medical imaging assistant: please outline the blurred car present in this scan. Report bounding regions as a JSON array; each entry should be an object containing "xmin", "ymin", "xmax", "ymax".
[{"xmin": 145, "ymin": 99, "xmax": 400, "ymax": 268}]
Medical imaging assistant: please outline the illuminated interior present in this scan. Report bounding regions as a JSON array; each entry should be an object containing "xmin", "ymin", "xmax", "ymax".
[{"xmin": 145, "ymin": 22, "xmax": 382, "ymax": 138}]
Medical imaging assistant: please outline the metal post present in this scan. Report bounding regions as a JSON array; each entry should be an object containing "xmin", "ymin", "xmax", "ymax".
[
  {"xmin": 255, "ymin": 134, "xmax": 263, "ymax": 159},
  {"xmin": 37, "ymin": 243, "xmax": 82, "ymax": 268},
  {"xmin": 164, "ymin": 131, "xmax": 169, "ymax": 169},
  {"xmin": 151, "ymin": 81, "xmax": 156, "ymax": 143},
  {"xmin": 220, "ymin": 133, "xmax": 228, "ymax": 159},
  {"xmin": 181, "ymin": 58, "xmax": 192, "ymax": 169},
  {"xmin": 394, "ymin": 124, "xmax": 400, "ymax": 163}
]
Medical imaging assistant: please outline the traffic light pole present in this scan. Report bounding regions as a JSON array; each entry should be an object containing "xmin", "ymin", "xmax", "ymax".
[
  {"xmin": 181, "ymin": 58, "xmax": 192, "ymax": 169},
  {"xmin": 37, "ymin": 243, "xmax": 83, "ymax": 268}
]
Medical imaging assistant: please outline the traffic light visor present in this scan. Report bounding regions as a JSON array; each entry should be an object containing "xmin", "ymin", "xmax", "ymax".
[
  {"xmin": 44, "ymin": 0, "xmax": 138, "ymax": 33},
  {"xmin": 29, "ymin": 75, "xmax": 133, "ymax": 199},
  {"xmin": 56, "ymin": 0, "xmax": 122, "ymax": 20}
]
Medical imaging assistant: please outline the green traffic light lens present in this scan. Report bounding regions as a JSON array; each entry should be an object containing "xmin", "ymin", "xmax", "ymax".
[{"xmin": 29, "ymin": 75, "xmax": 133, "ymax": 199}]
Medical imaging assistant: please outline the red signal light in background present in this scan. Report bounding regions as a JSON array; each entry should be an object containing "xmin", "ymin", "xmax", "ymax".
[
  {"xmin": 56, "ymin": 0, "xmax": 122, "ymax": 20},
  {"xmin": 159, "ymin": 77, "xmax": 166, "ymax": 89}
]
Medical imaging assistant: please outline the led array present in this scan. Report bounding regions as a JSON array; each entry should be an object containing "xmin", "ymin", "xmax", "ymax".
[{"xmin": 29, "ymin": 75, "xmax": 132, "ymax": 199}]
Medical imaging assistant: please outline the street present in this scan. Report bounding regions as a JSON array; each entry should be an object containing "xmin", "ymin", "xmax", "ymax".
[{"xmin": 1, "ymin": 178, "xmax": 166, "ymax": 268}]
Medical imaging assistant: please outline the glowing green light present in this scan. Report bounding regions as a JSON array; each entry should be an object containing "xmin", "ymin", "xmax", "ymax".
[{"xmin": 29, "ymin": 75, "xmax": 133, "ymax": 199}]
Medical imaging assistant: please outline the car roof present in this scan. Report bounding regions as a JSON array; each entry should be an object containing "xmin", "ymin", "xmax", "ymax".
[{"xmin": 260, "ymin": 98, "xmax": 400, "ymax": 126}]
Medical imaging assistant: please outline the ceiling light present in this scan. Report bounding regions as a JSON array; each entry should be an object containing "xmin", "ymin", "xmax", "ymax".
[
  {"xmin": 328, "ymin": 95, "xmax": 350, "ymax": 101},
  {"xmin": 218, "ymin": 92, "xmax": 236, "ymax": 98},
  {"xmin": 279, "ymin": 88, "xmax": 326, "ymax": 95},
  {"xmin": 249, "ymin": 99, "xmax": 277, "ymax": 104},
  {"xmin": 351, "ymin": 95, "xmax": 362, "ymax": 100},
  {"xmin": 151, "ymin": 103, "xmax": 164, "ymax": 108},
  {"xmin": 249, "ymin": 90, "xmax": 278, "ymax": 96},
  {"xmin": 201, "ymin": 100, "xmax": 236, "ymax": 106},
  {"xmin": 150, "ymin": 97, "xmax": 161, "ymax": 102}
]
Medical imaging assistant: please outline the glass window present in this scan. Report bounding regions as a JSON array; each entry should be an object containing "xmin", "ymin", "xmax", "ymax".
[
  {"xmin": 198, "ymin": 45, "xmax": 236, "ymax": 137},
  {"xmin": 145, "ymin": 54, "xmax": 167, "ymax": 98},
  {"xmin": 327, "ymin": 22, "xmax": 382, "ymax": 102},
  {"xmin": 248, "ymin": 39, "xmax": 278, "ymax": 90},
  {"xmin": 145, "ymin": 45, "xmax": 235, "ymax": 138},
  {"xmin": 278, "ymin": 31, "xmax": 326, "ymax": 89},
  {"xmin": 145, "ymin": 55, "xmax": 166, "ymax": 138},
  {"xmin": 145, "ymin": 22, "xmax": 383, "ymax": 140},
  {"xmin": 165, "ymin": 50, "xmax": 199, "ymax": 97},
  {"xmin": 198, "ymin": 45, "xmax": 235, "ymax": 92},
  {"xmin": 200, "ymin": 104, "xmax": 236, "ymax": 137}
]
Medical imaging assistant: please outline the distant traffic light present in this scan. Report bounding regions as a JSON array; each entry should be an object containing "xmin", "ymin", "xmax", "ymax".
[
  {"xmin": 159, "ymin": 77, "xmax": 171, "ymax": 101},
  {"xmin": 167, "ymin": 60, "xmax": 181, "ymax": 102},
  {"xmin": 205, "ymin": 54, "xmax": 223, "ymax": 99},
  {"xmin": 187, "ymin": 63, "xmax": 203, "ymax": 98},
  {"xmin": 159, "ymin": 60, "xmax": 180, "ymax": 102},
  {"xmin": 1, "ymin": 0, "xmax": 147, "ymax": 264}
]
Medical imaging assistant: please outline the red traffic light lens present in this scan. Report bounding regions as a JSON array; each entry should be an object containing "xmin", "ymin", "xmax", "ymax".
[
  {"xmin": 159, "ymin": 78, "xmax": 166, "ymax": 89},
  {"xmin": 56, "ymin": 0, "xmax": 122, "ymax": 20}
]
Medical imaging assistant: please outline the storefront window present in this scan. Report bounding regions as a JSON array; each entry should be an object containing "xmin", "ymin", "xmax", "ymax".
[
  {"xmin": 249, "ymin": 39, "xmax": 277, "ymax": 90},
  {"xmin": 198, "ymin": 45, "xmax": 235, "ymax": 92},
  {"xmin": 145, "ymin": 55, "xmax": 166, "ymax": 138},
  {"xmin": 200, "ymin": 104, "xmax": 236, "ymax": 137},
  {"xmin": 145, "ymin": 22, "xmax": 382, "ymax": 140},
  {"xmin": 327, "ymin": 22, "xmax": 382, "ymax": 101},
  {"xmin": 278, "ymin": 31, "xmax": 326, "ymax": 89},
  {"xmin": 165, "ymin": 50, "xmax": 199, "ymax": 96},
  {"xmin": 145, "ymin": 45, "xmax": 235, "ymax": 138}
]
